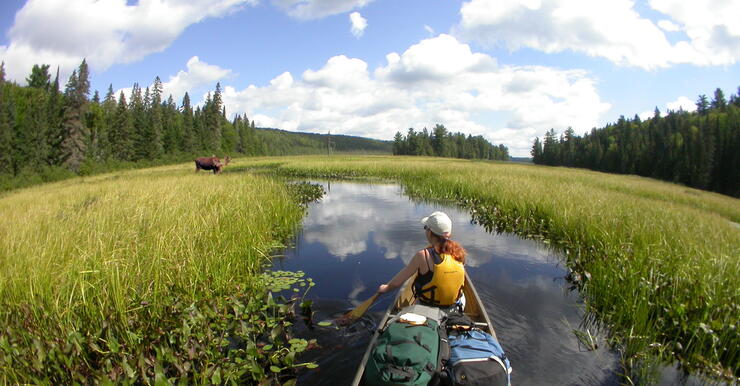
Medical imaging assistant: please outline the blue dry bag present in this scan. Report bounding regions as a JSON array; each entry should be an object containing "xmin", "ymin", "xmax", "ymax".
[{"xmin": 446, "ymin": 328, "xmax": 511, "ymax": 386}]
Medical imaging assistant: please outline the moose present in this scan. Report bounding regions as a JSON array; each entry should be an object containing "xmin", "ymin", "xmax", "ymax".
[{"xmin": 194, "ymin": 156, "xmax": 231, "ymax": 174}]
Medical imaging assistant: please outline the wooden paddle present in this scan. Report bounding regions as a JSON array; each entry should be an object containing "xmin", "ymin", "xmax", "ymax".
[{"xmin": 343, "ymin": 292, "xmax": 380, "ymax": 321}]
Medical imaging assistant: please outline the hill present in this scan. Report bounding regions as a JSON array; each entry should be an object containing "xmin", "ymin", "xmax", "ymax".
[
  {"xmin": 509, "ymin": 156, "xmax": 532, "ymax": 163},
  {"xmin": 256, "ymin": 127, "xmax": 392, "ymax": 155}
]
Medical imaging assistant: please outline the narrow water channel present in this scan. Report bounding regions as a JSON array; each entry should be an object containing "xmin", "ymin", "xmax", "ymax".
[{"xmin": 269, "ymin": 180, "xmax": 689, "ymax": 385}]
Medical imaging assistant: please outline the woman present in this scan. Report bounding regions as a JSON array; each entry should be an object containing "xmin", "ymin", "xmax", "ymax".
[{"xmin": 378, "ymin": 211, "xmax": 466, "ymax": 308}]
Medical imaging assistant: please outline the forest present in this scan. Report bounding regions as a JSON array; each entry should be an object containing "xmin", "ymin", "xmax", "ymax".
[
  {"xmin": 0, "ymin": 60, "xmax": 390, "ymax": 191},
  {"xmin": 392, "ymin": 124, "xmax": 509, "ymax": 161},
  {"xmin": 531, "ymin": 87, "xmax": 740, "ymax": 197}
]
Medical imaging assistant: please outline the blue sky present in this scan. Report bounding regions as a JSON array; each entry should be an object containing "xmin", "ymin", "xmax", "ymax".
[{"xmin": 1, "ymin": 0, "xmax": 738, "ymax": 156}]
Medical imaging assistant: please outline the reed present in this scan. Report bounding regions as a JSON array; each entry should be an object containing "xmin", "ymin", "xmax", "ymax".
[
  {"xmin": 0, "ymin": 165, "xmax": 318, "ymax": 383},
  {"xmin": 239, "ymin": 155, "xmax": 739, "ymax": 382}
]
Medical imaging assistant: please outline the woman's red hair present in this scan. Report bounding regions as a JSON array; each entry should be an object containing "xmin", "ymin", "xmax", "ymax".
[{"xmin": 431, "ymin": 233, "xmax": 466, "ymax": 264}]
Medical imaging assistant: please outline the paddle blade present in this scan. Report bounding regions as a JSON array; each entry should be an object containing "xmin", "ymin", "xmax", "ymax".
[{"xmin": 344, "ymin": 292, "xmax": 380, "ymax": 320}]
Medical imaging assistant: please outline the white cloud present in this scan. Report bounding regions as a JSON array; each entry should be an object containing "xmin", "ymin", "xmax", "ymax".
[
  {"xmin": 639, "ymin": 110, "xmax": 657, "ymax": 121},
  {"xmin": 639, "ymin": 95, "xmax": 697, "ymax": 120},
  {"xmin": 424, "ymin": 25, "xmax": 435, "ymax": 36},
  {"xmin": 0, "ymin": 0, "xmax": 256, "ymax": 83},
  {"xmin": 270, "ymin": 0, "xmax": 373, "ymax": 20},
  {"xmin": 666, "ymin": 96, "xmax": 697, "ymax": 112},
  {"xmin": 455, "ymin": 0, "xmax": 740, "ymax": 69},
  {"xmin": 115, "ymin": 56, "xmax": 231, "ymax": 107},
  {"xmin": 219, "ymin": 34, "xmax": 609, "ymax": 156},
  {"xmin": 349, "ymin": 11, "xmax": 368, "ymax": 38},
  {"xmin": 649, "ymin": 0, "xmax": 740, "ymax": 66},
  {"xmin": 161, "ymin": 56, "xmax": 232, "ymax": 103}
]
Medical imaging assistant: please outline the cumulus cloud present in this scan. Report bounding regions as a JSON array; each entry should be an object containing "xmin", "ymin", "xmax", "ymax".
[
  {"xmin": 270, "ymin": 0, "xmax": 373, "ymax": 20},
  {"xmin": 666, "ymin": 96, "xmax": 697, "ymax": 112},
  {"xmin": 649, "ymin": 0, "xmax": 740, "ymax": 66},
  {"xmin": 161, "ymin": 56, "xmax": 232, "ymax": 102},
  {"xmin": 220, "ymin": 34, "xmax": 610, "ymax": 156},
  {"xmin": 455, "ymin": 0, "xmax": 740, "ymax": 69},
  {"xmin": 0, "ymin": 0, "xmax": 255, "ymax": 83},
  {"xmin": 639, "ymin": 95, "xmax": 697, "ymax": 120},
  {"xmin": 349, "ymin": 11, "xmax": 367, "ymax": 38},
  {"xmin": 115, "ymin": 56, "xmax": 231, "ymax": 107}
]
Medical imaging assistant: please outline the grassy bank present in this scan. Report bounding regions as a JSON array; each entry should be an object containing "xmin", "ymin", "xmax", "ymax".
[
  {"xmin": 0, "ymin": 164, "xmax": 322, "ymax": 383},
  {"xmin": 234, "ymin": 155, "xmax": 739, "ymax": 382}
]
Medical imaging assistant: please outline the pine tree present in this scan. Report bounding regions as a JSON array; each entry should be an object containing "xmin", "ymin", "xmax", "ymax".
[
  {"xmin": 696, "ymin": 94, "xmax": 709, "ymax": 115},
  {"xmin": 0, "ymin": 62, "xmax": 15, "ymax": 175},
  {"xmin": 732, "ymin": 87, "xmax": 740, "ymax": 107},
  {"xmin": 162, "ymin": 94, "xmax": 179, "ymax": 154},
  {"xmin": 431, "ymin": 124, "xmax": 448, "ymax": 157},
  {"xmin": 100, "ymin": 84, "xmax": 117, "ymax": 159},
  {"xmin": 180, "ymin": 92, "xmax": 194, "ymax": 152},
  {"xmin": 542, "ymin": 129, "xmax": 558, "ymax": 166},
  {"xmin": 711, "ymin": 88, "xmax": 727, "ymax": 111},
  {"xmin": 26, "ymin": 64, "xmax": 51, "ymax": 90},
  {"xmin": 140, "ymin": 77, "xmax": 164, "ymax": 158},
  {"xmin": 45, "ymin": 67, "xmax": 65, "ymax": 166},
  {"xmin": 393, "ymin": 131, "xmax": 404, "ymax": 155},
  {"xmin": 129, "ymin": 83, "xmax": 147, "ymax": 160},
  {"xmin": 86, "ymin": 91, "xmax": 107, "ymax": 162},
  {"xmin": 531, "ymin": 137, "xmax": 543, "ymax": 163},
  {"xmin": 17, "ymin": 86, "xmax": 50, "ymax": 171},
  {"xmin": 205, "ymin": 83, "xmax": 223, "ymax": 151},
  {"xmin": 110, "ymin": 91, "xmax": 133, "ymax": 161},
  {"xmin": 60, "ymin": 60, "xmax": 90, "ymax": 172}
]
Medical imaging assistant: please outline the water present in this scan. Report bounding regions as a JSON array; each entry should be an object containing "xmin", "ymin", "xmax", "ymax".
[{"xmin": 270, "ymin": 180, "xmax": 687, "ymax": 385}]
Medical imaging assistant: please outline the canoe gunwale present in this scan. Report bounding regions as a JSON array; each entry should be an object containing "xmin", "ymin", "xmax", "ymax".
[{"xmin": 350, "ymin": 272, "xmax": 495, "ymax": 386}]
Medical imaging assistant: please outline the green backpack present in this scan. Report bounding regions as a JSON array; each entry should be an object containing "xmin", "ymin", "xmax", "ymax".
[{"xmin": 364, "ymin": 305, "xmax": 448, "ymax": 386}]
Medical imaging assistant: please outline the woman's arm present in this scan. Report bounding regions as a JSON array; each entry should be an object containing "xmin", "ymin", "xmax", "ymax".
[{"xmin": 378, "ymin": 250, "xmax": 424, "ymax": 294}]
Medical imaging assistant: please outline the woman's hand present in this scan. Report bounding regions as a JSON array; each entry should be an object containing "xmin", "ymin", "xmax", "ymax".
[{"xmin": 378, "ymin": 284, "xmax": 390, "ymax": 294}]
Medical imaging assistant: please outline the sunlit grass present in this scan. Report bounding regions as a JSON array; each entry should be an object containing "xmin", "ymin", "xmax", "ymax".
[
  {"xmin": 234, "ymin": 154, "xmax": 740, "ymax": 381},
  {"xmin": 0, "ymin": 165, "xmax": 309, "ymax": 382}
]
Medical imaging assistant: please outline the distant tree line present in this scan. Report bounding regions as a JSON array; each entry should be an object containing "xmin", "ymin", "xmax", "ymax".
[
  {"xmin": 531, "ymin": 87, "xmax": 740, "ymax": 197},
  {"xmin": 393, "ymin": 124, "xmax": 509, "ymax": 161},
  {"xmin": 254, "ymin": 128, "xmax": 391, "ymax": 155},
  {"xmin": 0, "ymin": 60, "xmax": 390, "ymax": 191}
]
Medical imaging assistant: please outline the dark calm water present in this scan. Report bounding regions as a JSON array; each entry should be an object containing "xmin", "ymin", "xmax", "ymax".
[{"xmin": 270, "ymin": 181, "xmax": 695, "ymax": 385}]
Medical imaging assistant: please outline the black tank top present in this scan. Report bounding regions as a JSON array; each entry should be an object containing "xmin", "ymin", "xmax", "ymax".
[{"xmin": 413, "ymin": 248, "xmax": 441, "ymax": 295}]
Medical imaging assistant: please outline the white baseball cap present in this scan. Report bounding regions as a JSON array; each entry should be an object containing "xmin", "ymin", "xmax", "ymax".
[{"xmin": 421, "ymin": 211, "xmax": 452, "ymax": 238}]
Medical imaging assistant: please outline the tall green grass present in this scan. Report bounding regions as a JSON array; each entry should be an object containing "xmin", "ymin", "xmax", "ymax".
[
  {"xmin": 238, "ymin": 155, "xmax": 740, "ymax": 382},
  {"xmin": 0, "ymin": 165, "xmax": 315, "ymax": 383}
]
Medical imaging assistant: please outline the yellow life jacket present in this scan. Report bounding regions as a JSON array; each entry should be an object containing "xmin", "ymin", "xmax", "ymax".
[{"xmin": 413, "ymin": 248, "xmax": 465, "ymax": 306}]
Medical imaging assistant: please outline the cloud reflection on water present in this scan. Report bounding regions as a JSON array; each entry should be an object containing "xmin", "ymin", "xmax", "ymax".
[{"xmin": 300, "ymin": 181, "xmax": 556, "ymax": 268}]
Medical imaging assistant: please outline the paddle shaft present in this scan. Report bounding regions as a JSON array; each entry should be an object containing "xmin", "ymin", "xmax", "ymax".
[{"xmin": 346, "ymin": 292, "xmax": 380, "ymax": 319}]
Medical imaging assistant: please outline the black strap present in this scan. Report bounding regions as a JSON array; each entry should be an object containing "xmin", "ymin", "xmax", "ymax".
[
  {"xmin": 413, "ymin": 332, "xmax": 431, "ymax": 352},
  {"xmin": 383, "ymin": 364, "xmax": 416, "ymax": 381},
  {"xmin": 427, "ymin": 247, "xmax": 442, "ymax": 264},
  {"xmin": 387, "ymin": 338, "xmax": 431, "ymax": 353},
  {"xmin": 424, "ymin": 248, "xmax": 435, "ymax": 271},
  {"xmin": 416, "ymin": 285, "xmax": 440, "ymax": 306}
]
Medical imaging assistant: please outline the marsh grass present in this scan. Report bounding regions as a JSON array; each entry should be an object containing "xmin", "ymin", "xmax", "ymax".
[
  {"xmin": 237, "ymin": 155, "xmax": 739, "ymax": 382},
  {"xmin": 0, "ymin": 166, "xmax": 322, "ymax": 383}
]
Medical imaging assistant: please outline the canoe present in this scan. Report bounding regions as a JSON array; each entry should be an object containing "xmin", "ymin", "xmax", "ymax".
[{"xmin": 351, "ymin": 271, "xmax": 495, "ymax": 385}]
